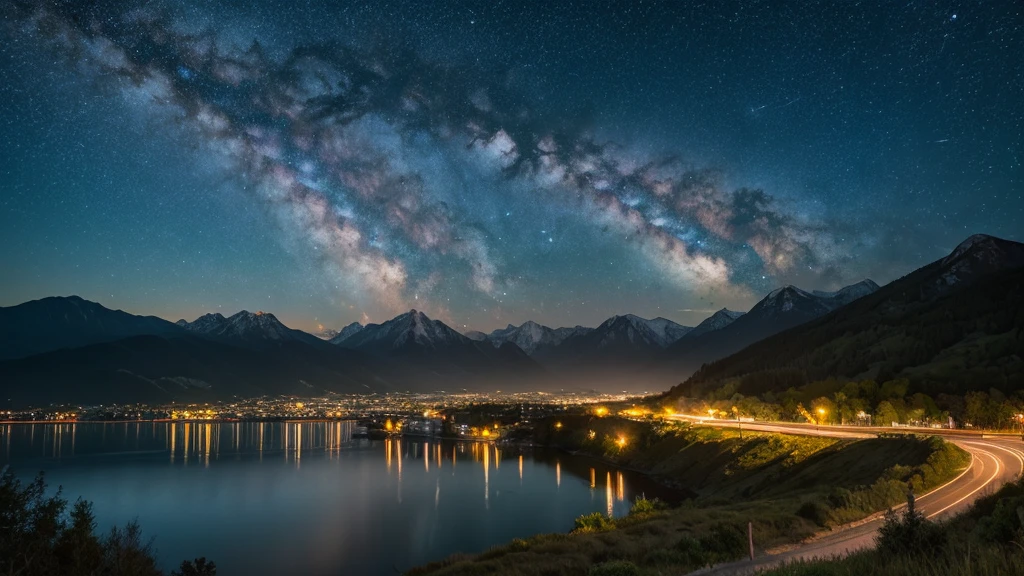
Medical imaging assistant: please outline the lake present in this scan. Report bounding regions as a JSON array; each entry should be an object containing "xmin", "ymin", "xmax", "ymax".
[{"xmin": 0, "ymin": 422, "xmax": 674, "ymax": 575}]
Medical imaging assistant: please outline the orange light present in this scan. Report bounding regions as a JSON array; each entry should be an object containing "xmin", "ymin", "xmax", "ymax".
[
  {"xmin": 555, "ymin": 421, "xmax": 563, "ymax": 429},
  {"xmin": 615, "ymin": 436, "xmax": 627, "ymax": 448}
]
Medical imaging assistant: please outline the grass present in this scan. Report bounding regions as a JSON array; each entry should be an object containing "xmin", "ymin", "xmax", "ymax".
[
  {"xmin": 763, "ymin": 477, "xmax": 1024, "ymax": 576},
  {"xmin": 406, "ymin": 419, "xmax": 971, "ymax": 576}
]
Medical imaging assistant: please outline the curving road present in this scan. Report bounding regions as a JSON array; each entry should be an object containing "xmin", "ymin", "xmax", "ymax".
[{"xmin": 670, "ymin": 416, "xmax": 1024, "ymax": 575}]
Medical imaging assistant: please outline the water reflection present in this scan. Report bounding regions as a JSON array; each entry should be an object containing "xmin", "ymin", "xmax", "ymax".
[
  {"xmin": 0, "ymin": 423, "xmax": 678, "ymax": 575},
  {"xmin": 0, "ymin": 421, "xmax": 358, "ymax": 463}
]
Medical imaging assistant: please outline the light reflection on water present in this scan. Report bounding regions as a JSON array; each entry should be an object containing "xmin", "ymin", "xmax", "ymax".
[{"xmin": 0, "ymin": 422, "xmax": 674, "ymax": 576}]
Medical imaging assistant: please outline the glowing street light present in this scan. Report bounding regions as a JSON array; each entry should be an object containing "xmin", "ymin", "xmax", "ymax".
[
  {"xmin": 615, "ymin": 436, "xmax": 627, "ymax": 449},
  {"xmin": 817, "ymin": 408, "xmax": 827, "ymax": 431}
]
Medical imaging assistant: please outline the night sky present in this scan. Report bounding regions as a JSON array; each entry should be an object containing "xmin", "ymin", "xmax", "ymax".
[{"xmin": 1, "ymin": 0, "xmax": 1021, "ymax": 332}]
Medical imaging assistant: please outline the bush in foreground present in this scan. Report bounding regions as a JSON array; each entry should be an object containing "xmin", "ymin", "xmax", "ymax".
[{"xmin": 0, "ymin": 468, "xmax": 214, "ymax": 576}]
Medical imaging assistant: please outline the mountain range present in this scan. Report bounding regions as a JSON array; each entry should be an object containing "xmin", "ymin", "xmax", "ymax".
[
  {"xmin": 1, "ymin": 233, "xmax": 1020, "ymax": 407},
  {"xmin": 666, "ymin": 234, "xmax": 1024, "ymax": 400},
  {"xmin": 653, "ymin": 279, "xmax": 882, "ymax": 379}
]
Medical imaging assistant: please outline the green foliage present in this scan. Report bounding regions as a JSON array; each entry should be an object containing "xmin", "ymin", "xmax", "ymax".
[
  {"xmin": 573, "ymin": 512, "xmax": 616, "ymax": 533},
  {"xmin": 588, "ymin": 560, "xmax": 640, "ymax": 576},
  {"xmin": 697, "ymin": 523, "xmax": 748, "ymax": 565},
  {"xmin": 627, "ymin": 495, "xmax": 661, "ymax": 516},
  {"xmin": 171, "ymin": 558, "xmax": 217, "ymax": 576},
  {"xmin": 670, "ymin": 265, "xmax": 1024, "ymax": 410},
  {"xmin": 0, "ymin": 468, "xmax": 208, "ymax": 576},
  {"xmin": 765, "ymin": 478, "xmax": 1024, "ymax": 576},
  {"xmin": 673, "ymin": 535, "xmax": 709, "ymax": 567},
  {"xmin": 974, "ymin": 493, "xmax": 1024, "ymax": 544},
  {"xmin": 875, "ymin": 491, "xmax": 945, "ymax": 555}
]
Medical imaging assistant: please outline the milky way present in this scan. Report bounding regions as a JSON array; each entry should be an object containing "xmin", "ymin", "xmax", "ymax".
[{"xmin": 1, "ymin": 1, "xmax": 1021, "ymax": 330}]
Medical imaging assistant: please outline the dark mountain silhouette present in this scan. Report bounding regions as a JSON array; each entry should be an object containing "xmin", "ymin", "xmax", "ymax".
[
  {"xmin": 0, "ymin": 296, "xmax": 184, "ymax": 361},
  {"xmin": 539, "ymin": 314, "xmax": 690, "ymax": 368},
  {"xmin": 656, "ymin": 280, "xmax": 881, "ymax": 379},
  {"xmin": 334, "ymin": 309, "xmax": 543, "ymax": 379},
  {"xmin": 176, "ymin": 310, "xmax": 327, "ymax": 349},
  {"xmin": 665, "ymin": 234, "xmax": 1024, "ymax": 400}
]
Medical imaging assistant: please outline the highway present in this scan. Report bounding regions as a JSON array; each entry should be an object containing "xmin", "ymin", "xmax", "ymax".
[{"xmin": 670, "ymin": 415, "xmax": 1024, "ymax": 575}]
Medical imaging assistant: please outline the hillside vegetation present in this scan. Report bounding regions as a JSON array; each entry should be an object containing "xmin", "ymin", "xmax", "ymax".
[
  {"xmin": 671, "ymin": 266, "xmax": 1024, "ymax": 401},
  {"xmin": 764, "ymin": 475, "xmax": 1024, "ymax": 576},
  {"xmin": 407, "ymin": 418, "xmax": 969, "ymax": 576}
]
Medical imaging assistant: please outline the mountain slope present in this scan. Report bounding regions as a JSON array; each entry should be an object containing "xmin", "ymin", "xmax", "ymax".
[
  {"xmin": 0, "ymin": 296, "xmax": 184, "ymax": 361},
  {"xmin": 328, "ymin": 322, "xmax": 365, "ymax": 344},
  {"xmin": 658, "ymin": 280, "xmax": 880, "ymax": 378},
  {"xmin": 0, "ymin": 334, "xmax": 392, "ymax": 407},
  {"xmin": 541, "ymin": 314, "xmax": 689, "ymax": 368},
  {"xmin": 486, "ymin": 320, "xmax": 591, "ymax": 355},
  {"xmin": 337, "ymin": 310, "xmax": 542, "ymax": 378},
  {"xmin": 680, "ymin": 308, "xmax": 745, "ymax": 340},
  {"xmin": 667, "ymin": 234, "xmax": 1024, "ymax": 399},
  {"xmin": 177, "ymin": 310, "xmax": 326, "ymax": 348}
]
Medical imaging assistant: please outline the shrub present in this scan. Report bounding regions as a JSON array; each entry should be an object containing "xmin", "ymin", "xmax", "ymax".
[
  {"xmin": 698, "ymin": 523, "xmax": 748, "ymax": 565},
  {"xmin": 797, "ymin": 500, "xmax": 829, "ymax": 526},
  {"xmin": 975, "ymin": 495, "xmax": 1024, "ymax": 544},
  {"xmin": 674, "ymin": 535, "xmax": 709, "ymax": 567},
  {"xmin": 628, "ymin": 495, "xmax": 662, "ymax": 516},
  {"xmin": 875, "ymin": 491, "xmax": 945, "ymax": 555},
  {"xmin": 574, "ymin": 512, "xmax": 616, "ymax": 533},
  {"xmin": 589, "ymin": 560, "xmax": 641, "ymax": 576}
]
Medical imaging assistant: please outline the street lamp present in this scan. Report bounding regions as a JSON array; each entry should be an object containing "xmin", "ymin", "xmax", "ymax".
[{"xmin": 816, "ymin": 408, "xmax": 827, "ymax": 432}]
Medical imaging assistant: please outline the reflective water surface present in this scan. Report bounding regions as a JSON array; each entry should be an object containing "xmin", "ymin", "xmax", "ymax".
[{"xmin": 0, "ymin": 422, "xmax": 674, "ymax": 575}]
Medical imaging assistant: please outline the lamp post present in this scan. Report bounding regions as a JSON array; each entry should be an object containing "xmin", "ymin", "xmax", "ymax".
[{"xmin": 816, "ymin": 408, "xmax": 827, "ymax": 432}]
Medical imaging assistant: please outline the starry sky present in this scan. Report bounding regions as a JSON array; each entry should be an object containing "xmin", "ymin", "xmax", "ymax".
[{"xmin": 1, "ymin": 0, "xmax": 1021, "ymax": 332}]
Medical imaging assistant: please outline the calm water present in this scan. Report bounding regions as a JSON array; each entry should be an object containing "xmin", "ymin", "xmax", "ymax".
[{"xmin": 0, "ymin": 422, "xmax": 673, "ymax": 575}]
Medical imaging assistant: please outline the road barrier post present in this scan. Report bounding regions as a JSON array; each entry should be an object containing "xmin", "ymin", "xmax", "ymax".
[{"xmin": 748, "ymin": 521, "xmax": 754, "ymax": 560}]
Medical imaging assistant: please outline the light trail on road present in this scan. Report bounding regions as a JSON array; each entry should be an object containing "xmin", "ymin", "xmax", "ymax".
[{"xmin": 672, "ymin": 415, "xmax": 1024, "ymax": 576}]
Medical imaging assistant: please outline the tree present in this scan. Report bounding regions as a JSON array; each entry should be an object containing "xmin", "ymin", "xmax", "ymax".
[
  {"xmin": 876, "ymin": 400, "xmax": 901, "ymax": 427},
  {"xmin": 173, "ymin": 558, "xmax": 217, "ymax": 576},
  {"xmin": 1, "ymin": 468, "xmax": 209, "ymax": 576}
]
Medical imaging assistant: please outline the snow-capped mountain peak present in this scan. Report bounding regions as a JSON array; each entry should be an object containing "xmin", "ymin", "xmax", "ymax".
[
  {"xmin": 177, "ymin": 310, "xmax": 321, "ymax": 346},
  {"xmin": 329, "ymin": 322, "xmax": 364, "ymax": 344},
  {"xmin": 683, "ymin": 308, "xmax": 746, "ymax": 339},
  {"xmin": 813, "ymin": 279, "xmax": 881, "ymax": 308},
  {"xmin": 314, "ymin": 325, "xmax": 340, "ymax": 340},
  {"xmin": 757, "ymin": 285, "xmax": 823, "ymax": 314},
  {"xmin": 340, "ymin": 309, "xmax": 466, "ymax": 351}
]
